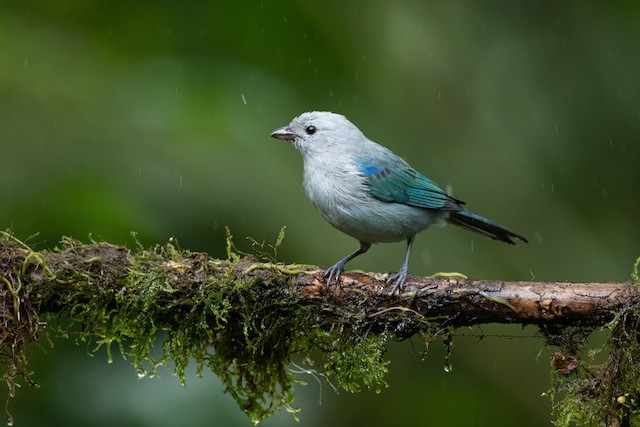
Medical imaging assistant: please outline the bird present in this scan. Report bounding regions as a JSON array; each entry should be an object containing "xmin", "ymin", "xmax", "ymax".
[{"xmin": 271, "ymin": 111, "xmax": 527, "ymax": 293}]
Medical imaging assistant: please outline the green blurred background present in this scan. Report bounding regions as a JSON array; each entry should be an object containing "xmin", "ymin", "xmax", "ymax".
[{"xmin": 1, "ymin": 1, "xmax": 639, "ymax": 425}]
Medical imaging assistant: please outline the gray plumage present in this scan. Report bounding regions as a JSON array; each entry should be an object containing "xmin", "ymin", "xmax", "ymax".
[{"xmin": 271, "ymin": 111, "xmax": 526, "ymax": 293}]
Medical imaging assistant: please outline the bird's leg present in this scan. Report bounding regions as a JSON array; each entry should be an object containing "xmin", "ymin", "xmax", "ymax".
[
  {"xmin": 387, "ymin": 237, "xmax": 414, "ymax": 294},
  {"xmin": 324, "ymin": 241, "xmax": 371, "ymax": 287}
]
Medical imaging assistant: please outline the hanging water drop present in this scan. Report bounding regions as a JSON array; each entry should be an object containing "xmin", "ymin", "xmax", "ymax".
[
  {"xmin": 443, "ymin": 354, "xmax": 452, "ymax": 373},
  {"xmin": 443, "ymin": 330, "xmax": 453, "ymax": 373}
]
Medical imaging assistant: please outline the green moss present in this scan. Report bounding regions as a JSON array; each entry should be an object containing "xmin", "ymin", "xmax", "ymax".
[
  {"xmin": 542, "ymin": 258, "xmax": 640, "ymax": 426},
  {"xmin": 0, "ymin": 232, "xmax": 48, "ymax": 426},
  {"xmin": 546, "ymin": 310, "xmax": 640, "ymax": 426},
  {"xmin": 30, "ymin": 229, "xmax": 395, "ymax": 423},
  {"xmin": 322, "ymin": 331, "xmax": 390, "ymax": 393},
  {"xmin": 6, "ymin": 230, "xmax": 636, "ymax": 425}
]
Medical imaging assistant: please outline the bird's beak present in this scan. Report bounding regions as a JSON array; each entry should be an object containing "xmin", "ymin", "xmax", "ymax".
[{"xmin": 270, "ymin": 126, "xmax": 297, "ymax": 141}]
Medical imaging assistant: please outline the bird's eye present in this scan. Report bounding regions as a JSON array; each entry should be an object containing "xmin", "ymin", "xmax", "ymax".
[{"xmin": 305, "ymin": 125, "xmax": 317, "ymax": 135}]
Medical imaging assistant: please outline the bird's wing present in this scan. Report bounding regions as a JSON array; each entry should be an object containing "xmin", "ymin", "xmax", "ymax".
[{"xmin": 357, "ymin": 156, "xmax": 463, "ymax": 211}]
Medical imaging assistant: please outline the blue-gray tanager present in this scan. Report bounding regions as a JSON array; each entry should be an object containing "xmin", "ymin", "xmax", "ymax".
[{"xmin": 271, "ymin": 111, "xmax": 527, "ymax": 293}]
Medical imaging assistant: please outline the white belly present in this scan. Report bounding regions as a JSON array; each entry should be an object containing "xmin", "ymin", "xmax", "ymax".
[{"xmin": 303, "ymin": 160, "xmax": 447, "ymax": 243}]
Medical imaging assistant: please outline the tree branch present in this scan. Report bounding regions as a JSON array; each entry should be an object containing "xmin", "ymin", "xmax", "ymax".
[
  {"xmin": 293, "ymin": 272, "xmax": 638, "ymax": 328},
  {"xmin": 1, "ymin": 232, "xmax": 639, "ymax": 426}
]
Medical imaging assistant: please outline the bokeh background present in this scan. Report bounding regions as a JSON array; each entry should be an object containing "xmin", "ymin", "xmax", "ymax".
[{"xmin": 2, "ymin": 1, "xmax": 639, "ymax": 426}]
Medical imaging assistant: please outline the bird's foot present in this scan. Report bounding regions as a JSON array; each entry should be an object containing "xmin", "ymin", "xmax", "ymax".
[
  {"xmin": 324, "ymin": 262, "xmax": 345, "ymax": 288},
  {"xmin": 386, "ymin": 268, "xmax": 408, "ymax": 295}
]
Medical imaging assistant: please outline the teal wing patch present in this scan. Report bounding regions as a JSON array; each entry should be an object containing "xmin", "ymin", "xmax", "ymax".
[{"xmin": 358, "ymin": 158, "xmax": 462, "ymax": 211}]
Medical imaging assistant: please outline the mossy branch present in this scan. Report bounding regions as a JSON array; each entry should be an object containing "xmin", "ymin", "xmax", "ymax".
[{"xmin": 1, "ymin": 231, "xmax": 639, "ymax": 426}]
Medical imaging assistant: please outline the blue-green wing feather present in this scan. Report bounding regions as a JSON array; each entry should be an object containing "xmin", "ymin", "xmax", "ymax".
[{"xmin": 358, "ymin": 157, "xmax": 462, "ymax": 211}]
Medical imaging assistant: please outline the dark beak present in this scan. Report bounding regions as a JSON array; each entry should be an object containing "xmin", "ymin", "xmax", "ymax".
[{"xmin": 270, "ymin": 126, "xmax": 297, "ymax": 141}]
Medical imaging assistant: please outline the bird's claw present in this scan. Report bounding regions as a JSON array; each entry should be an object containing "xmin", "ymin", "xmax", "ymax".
[
  {"xmin": 386, "ymin": 270, "xmax": 408, "ymax": 295},
  {"xmin": 324, "ymin": 263, "xmax": 344, "ymax": 288}
]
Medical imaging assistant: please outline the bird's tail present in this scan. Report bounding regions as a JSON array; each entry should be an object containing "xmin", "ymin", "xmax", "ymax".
[{"xmin": 448, "ymin": 210, "xmax": 528, "ymax": 245}]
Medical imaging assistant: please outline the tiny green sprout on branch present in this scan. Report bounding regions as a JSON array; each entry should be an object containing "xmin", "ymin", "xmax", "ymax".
[
  {"xmin": 632, "ymin": 255, "xmax": 640, "ymax": 284},
  {"xmin": 246, "ymin": 226, "xmax": 287, "ymax": 263}
]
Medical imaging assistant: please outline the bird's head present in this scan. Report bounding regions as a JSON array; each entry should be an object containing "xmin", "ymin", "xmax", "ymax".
[{"xmin": 270, "ymin": 111, "xmax": 365, "ymax": 155}]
